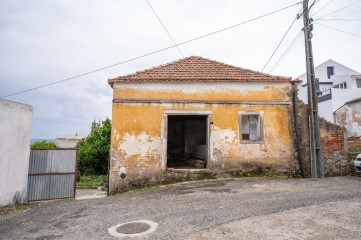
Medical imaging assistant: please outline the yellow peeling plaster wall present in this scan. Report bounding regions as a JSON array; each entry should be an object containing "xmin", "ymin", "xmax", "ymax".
[{"xmin": 110, "ymin": 82, "xmax": 295, "ymax": 192}]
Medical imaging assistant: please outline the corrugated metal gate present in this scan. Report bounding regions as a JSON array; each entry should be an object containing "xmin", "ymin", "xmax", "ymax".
[{"xmin": 27, "ymin": 149, "xmax": 77, "ymax": 201}]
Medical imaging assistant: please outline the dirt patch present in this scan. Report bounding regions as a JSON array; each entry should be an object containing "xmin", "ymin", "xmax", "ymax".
[{"xmin": 0, "ymin": 203, "xmax": 35, "ymax": 218}]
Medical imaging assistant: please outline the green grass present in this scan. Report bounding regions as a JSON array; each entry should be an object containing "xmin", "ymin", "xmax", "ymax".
[{"xmin": 77, "ymin": 175, "xmax": 106, "ymax": 187}]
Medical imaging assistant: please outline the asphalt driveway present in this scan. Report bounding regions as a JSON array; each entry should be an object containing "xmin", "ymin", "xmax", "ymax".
[{"xmin": 1, "ymin": 177, "xmax": 361, "ymax": 239}]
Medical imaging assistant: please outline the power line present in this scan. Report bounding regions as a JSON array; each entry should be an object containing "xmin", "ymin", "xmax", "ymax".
[
  {"xmin": 315, "ymin": 22, "xmax": 361, "ymax": 37},
  {"xmin": 262, "ymin": 0, "xmax": 316, "ymax": 73},
  {"xmin": 314, "ymin": 18, "xmax": 361, "ymax": 21},
  {"xmin": 318, "ymin": 0, "xmax": 361, "ymax": 19},
  {"xmin": 0, "ymin": 1, "xmax": 302, "ymax": 99},
  {"xmin": 145, "ymin": 0, "xmax": 184, "ymax": 57},
  {"xmin": 261, "ymin": 16, "xmax": 298, "ymax": 72},
  {"xmin": 309, "ymin": 0, "xmax": 320, "ymax": 10},
  {"xmin": 312, "ymin": 0, "xmax": 335, "ymax": 16},
  {"xmin": 268, "ymin": 30, "xmax": 303, "ymax": 74}
]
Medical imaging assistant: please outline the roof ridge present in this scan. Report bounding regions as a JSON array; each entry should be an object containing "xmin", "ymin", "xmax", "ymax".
[
  {"xmin": 191, "ymin": 56, "xmax": 289, "ymax": 80},
  {"xmin": 111, "ymin": 56, "xmax": 195, "ymax": 80},
  {"xmin": 108, "ymin": 56, "xmax": 292, "ymax": 86}
]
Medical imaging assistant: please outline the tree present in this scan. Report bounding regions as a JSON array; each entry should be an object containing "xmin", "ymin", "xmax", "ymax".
[
  {"xmin": 78, "ymin": 118, "xmax": 111, "ymax": 175},
  {"xmin": 31, "ymin": 140, "xmax": 57, "ymax": 149}
]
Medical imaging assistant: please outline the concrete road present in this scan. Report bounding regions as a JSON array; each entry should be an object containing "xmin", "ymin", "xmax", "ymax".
[{"xmin": 1, "ymin": 177, "xmax": 361, "ymax": 240}]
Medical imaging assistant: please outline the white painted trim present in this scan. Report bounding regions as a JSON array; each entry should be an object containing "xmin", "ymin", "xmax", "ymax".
[
  {"xmin": 113, "ymin": 81, "xmax": 291, "ymax": 92},
  {"xmin": 113, "ymin": 100, "xmax": 292, "ymax": 106},
  {"xmin": 238, "ymin": 110, "xmax": 264, "ymax": 115},
  {"xmin": 238, "ymin": 111, "xmax": 265, "ymax": 144},
  {"xmin": 206, "ymin": 115, "xmax": 211, "ymax": 168},
  {"xmin": 161, "ymin": 110, "xmax": 212, "ymax": 170},
  {"xmin": 107, "ymin": 220, "xmax": 159, "ymax": 238},
  {"xmin": 164, "ymin": 110, "xmax": 213, "ymax": 115},
  {"xmin": 161, "ymin": 114, "xmax": 168, "ymax": 171}
]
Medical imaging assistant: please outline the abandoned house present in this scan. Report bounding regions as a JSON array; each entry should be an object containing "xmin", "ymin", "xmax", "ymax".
[
  {"xmin": 334, "ymin": 97, "xmax": 361, "ymax": 137},
  {"xmin": 108, "ymin": 56, "xmax": 299, "ymax": 192}
]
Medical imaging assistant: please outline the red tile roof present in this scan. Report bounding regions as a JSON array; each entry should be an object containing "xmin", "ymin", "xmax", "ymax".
[
  {"xmin": 108, "ymin": 56, "xmax": 292, "ymax": 86},
  {"xmin": 346, "ymin": 97, "xmax": 361, "ymax": 105},
  {"xmin": 334, "ymin": 97, "xmax": 361, "ymax": 113}
]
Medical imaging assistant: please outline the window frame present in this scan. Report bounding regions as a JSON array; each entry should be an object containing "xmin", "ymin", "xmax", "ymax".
[
  {"xmin": 356, "ymin": 79, "xmax": 361, "ymax": 88},
  {"xmin": 238, "ymin": 111, "xmax": 264, "ymax": 144},
  {"xmin": 327, "ymin": 66, "xmax": 334, "ymax": 79}
]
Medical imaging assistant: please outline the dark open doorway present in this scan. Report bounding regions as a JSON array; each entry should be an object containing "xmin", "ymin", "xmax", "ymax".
[{"xmin": 167, "ymin": 115, "xmax": 207, "ymax": 169}]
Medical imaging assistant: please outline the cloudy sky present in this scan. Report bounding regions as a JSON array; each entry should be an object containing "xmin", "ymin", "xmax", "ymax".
[{"xmin": 1, "ymin": 0, "xmax": 360, "ymax": 139}]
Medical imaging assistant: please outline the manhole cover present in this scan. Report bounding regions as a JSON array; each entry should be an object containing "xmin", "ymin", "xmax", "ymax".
[
  {"xmin": 116, "ymin": 222, "xmax": 151, "ymax": 234},
  {"xmin": 108, "ymin": 220, "xmax": 158, "ymax": 238}
]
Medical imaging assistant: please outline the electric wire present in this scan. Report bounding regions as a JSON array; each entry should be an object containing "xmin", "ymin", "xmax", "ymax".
[
  {"xmin": 314, "ymin": 18, "xmax": 361, "ymax": 21},
  {"xmin": 268, "ymin": 30, "xmax": 303, "ymax": 74},
  {"xmin": 309, "ymin": 0, "xmax": 320, "ymax": 10},
  {"xmin": 145, "ymin": 0, "xmax": 184, "ymax": 57},
  {"xmin": 312, "ymin": 0, "xmax": 335, "ymax": 16},
  {"xmin": 261, "ymin": 16, "xmax": 298, "ymax": 72},
  {"xmin": 0, "ymin": 1, "xmax": 302, "ymax": 99},
  {"xmin": 317, "ymin": 0, "xmax": 361, "ymax": 19},
  {"xmin": 261, "ymin": 1, "xmax": 313, "ymax": 73},
  {"xmin": 315, "ymin": 22, "xmax": 361, "ymax": 37}
]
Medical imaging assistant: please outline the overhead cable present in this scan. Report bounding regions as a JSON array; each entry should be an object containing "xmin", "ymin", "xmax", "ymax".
[
  {"xmin": 268, "ymin": 30, "xmax": 303, "ymax": 74},
  {"xmin": 145, "ymin": 0, "xmax": 184, "ymax": 57},
  {"xmin": 318, "ymin": 0, "xmax": 361, "ymax": 19},
  {"xmin": 312, "ymin": 0, "xmax": 335, "ymax": 16},
  {"xmin": 261, "ymin": 15, "xmax": 298, "ymax": 72},
  {"xmin": 314, "ymin": 18, "xmax": 361, "ymax": 21},
  {"xmin": 0, "ymin": 1, "xmax": 302, "ymax": 99},
  {"xmin": 315, "ymin": 22, "xmax": 361, "ymax": 37}
]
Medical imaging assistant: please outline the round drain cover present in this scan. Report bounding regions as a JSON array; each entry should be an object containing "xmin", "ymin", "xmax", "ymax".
[
  {"xmin": 116, "ymin": 222, "xmax": 151, "ymax": 234},
  {"xmin": 108, "ymin": 220, "xmax": 158, "ymax": 238}
]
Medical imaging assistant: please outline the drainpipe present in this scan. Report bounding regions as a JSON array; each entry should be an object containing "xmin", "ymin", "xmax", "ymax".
[{"xmin": 292, "ymin": 82, "xmax": 305, "ymax": 178}]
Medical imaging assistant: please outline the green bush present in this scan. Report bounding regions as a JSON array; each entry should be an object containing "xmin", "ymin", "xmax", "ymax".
[
  {"xmin": 78, "ymin": 118, "xmax": 111, "ymax": 176},
  {"xmin": 31, "ymin": 140, "xmax": 57, "ymax": 149}
]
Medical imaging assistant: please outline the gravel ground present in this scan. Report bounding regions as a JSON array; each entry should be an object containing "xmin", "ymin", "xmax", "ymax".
[{"xmin": 1, "ymin": 176, "xmax": 360, "ymax": 240}]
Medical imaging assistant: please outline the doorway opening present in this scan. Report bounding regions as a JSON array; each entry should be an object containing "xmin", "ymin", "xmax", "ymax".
[{"xmin": 167, "ymin": 115, "xmax": 208, "ymax": 169}]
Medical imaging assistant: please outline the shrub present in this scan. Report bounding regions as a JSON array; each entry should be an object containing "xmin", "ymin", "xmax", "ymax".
[
  {"xmin": 31, "ymin": 140, "xmax": 57, "ymax": 149},
  {"xmin": 78, "ymin": 118, "xmax": 111, "ymax": 175}
]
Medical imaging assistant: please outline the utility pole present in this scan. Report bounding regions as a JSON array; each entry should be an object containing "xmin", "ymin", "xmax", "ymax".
[{"xmin": 302, "ymin": 0, "xmax": 324, "ymax": 178}]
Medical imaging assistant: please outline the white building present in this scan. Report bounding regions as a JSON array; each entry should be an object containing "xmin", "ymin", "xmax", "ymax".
[
  {"xmin": 297, "ymin": 59, "xmax": 361, "ymax": 122},
  {"xmin": 0, "ymin": 99, "xmax": 33, "ymax": 206},
  {"xmin": 55, "ymin": 135, "xmax": 84, "ymax": 148}
]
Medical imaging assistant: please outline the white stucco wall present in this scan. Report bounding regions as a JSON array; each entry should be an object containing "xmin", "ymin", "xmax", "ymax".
[
  {"xmin": 334, "ymin": 101, "xmax": 361, "ymax": 137},
  {"xmin": 316, "ymin": 88, "xmax": 361, "ymax": 122},
  {"xmin": 297, "ymin": 60, "xmax": 360, "ymax": 104},
  {"xmin": 318, "ymin": 100, "xmax": 333, "ymax": 122},
  {"xmin": 0, "ymin": 100, "xmax": 33, "ymax": 206},
  {"xmin": 55, "ymin": 136, "xmax": 83, "ymax": 148},
  {"xmin": 332, "ymin": 74, "xmax": 356, "ymax": 88},
  {"xmin": 298, "ymin": 59, "xmax": 359, "ymax": 84},
  {"xmin": 332, "ymin": 88, "xmax": 361, "ymax": 112}
]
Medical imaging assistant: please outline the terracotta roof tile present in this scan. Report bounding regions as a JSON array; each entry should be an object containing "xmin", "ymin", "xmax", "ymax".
[
  {"xmin": 108, "ymin": 56, "xmax": 292, "ymax": 86},
  {"xmin": 346, "ymin": 97, "xmax": 361, "ymax": 105}
]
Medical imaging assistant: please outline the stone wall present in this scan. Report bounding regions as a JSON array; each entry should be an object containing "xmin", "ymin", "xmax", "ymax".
[
  {"xmin": 296, "ymin": 100, "xmax": 353, "ymax": 176},
  {"xmin": 348, "ymin": 137, "xmax": 361, "ymax": 151}
]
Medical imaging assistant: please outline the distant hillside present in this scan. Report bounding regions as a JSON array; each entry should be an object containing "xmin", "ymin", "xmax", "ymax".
[{"xmin": 31, "ymin": 139, "xmax": 55, "ymax": 144}]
